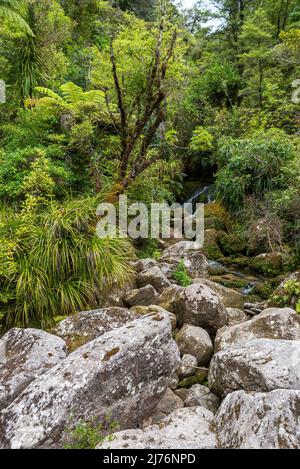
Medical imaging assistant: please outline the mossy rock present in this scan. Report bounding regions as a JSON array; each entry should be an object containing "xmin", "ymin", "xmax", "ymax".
[
  {"xmin": 251, "ymin": 253, "xmax": 283, "ymax": 277},
  {"xmin": 219, "ymin": 233, "xmax": 248, "ymax": 257}
]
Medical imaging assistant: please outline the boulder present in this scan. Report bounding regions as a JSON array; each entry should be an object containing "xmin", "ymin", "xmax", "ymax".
[
  {"xmin": 215, "ymin": 307, "xmax": 300, "ymax": 352},
  {"xmin": 215, "ymin": 389, "xmax": 300, "ymax": 449},
  {"xmin": 174, "ymin": 284, "xmax": 228, "ymax": 334},
  {"xmin": 176, "ymin": 324, "xmax": 213, "ymax": 366},
  {"xmin": 0, "ymin": 328, "xmax": 66, "ymax": 410},
  {"xmin": 158, "ymin": 285, "xmax": 183, "ymax": 312},
  {"xmin": 177, "ymin": 354, "xmax": 197, "ymax": 379},
  {"xmin": 151, "ymin": 388, "xmax": 184, "ymax": 423},
  {"xmin": 123, "ymin": 285, "xmax": 159, "ymax": 307},
  {"xmin": 185, "ymin": 384, "xmax": 220, "ymax": 414},
  {"xmin": 209, "ymin": 338, "xmax": 300, "ymax": 397},
  {"xmin": 0, "ymin": 312, "xmax": 180, "ymax": 449},
  {"xmin": 251, "ymin": 252, "xmax": 283, "ymax": 277},
  {"xmin": 100, "ymin": 407, "xmax": 217, "ymax": 449},
  {"xmin": 226, "ymin": 308, "xmax": 248, "ymax": 326},
  {"xmin": 102, "ymin": 279, "xmax": 136, "ymax": 307},
  {"xmin": 202, "ymin": 229, "xmax": 223, "ymax": 260},
  {"xmin": 137, "ymin": 266, "xmax": 171, "ymax": 293},
  {"xmin": 193, "ymin": 278, "xmax": 246, "ymax": 309},
  {"xmin": 135, "ymin": 258, "xmax": 159, "ymax": 273},
  {"xmin": 160, "ymin": 242, "xmax": 208, "ymax": 279},
  {"xmin": 53, "ymin": 307, "xmax": 138, "ymax": 351},
  {"xmin": 130, "ymin": 305, "xmax": 177, "ymax": 330}
]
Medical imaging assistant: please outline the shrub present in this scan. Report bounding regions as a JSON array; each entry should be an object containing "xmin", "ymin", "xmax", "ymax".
[{"xmin": 173, "ymin": 261, "xmax": 192, "ymax": 287}]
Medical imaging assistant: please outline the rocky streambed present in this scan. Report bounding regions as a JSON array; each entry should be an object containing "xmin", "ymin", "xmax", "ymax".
[{"xmin": 0, "ymin": 241, "xmax": 300, "ymax": 449}]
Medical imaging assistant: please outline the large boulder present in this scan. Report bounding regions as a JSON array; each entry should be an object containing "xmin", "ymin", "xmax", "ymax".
[
  {"xmin": 185, "ymin": 385, "xmax": 220, "ymax": 414},
  {"xmin": 130, "ymin": 305, "xmax": 177, "ymax": 331},
  {"xmin": 53, "ymin": 307, "xmax": 138, "ymax": 351},
  {"xmin": 174, "ymin": 284, "xmax": 228, "ymax": 334},
  {"xmin": 194, "ymin": 278, "xmax": 246, "ymax": 309},
  {"xmin": 0, "ymin": 312, "xmax": 180, "ymax": 449},
  {"xmin": 123, "ymin": 285, "xmax": 159, "ymax": 307},
  {"xmin": 176, "ymin": 324, "xmax": 213, "ymax": 366},
  {"xmin": 215, "ymin": 307, "xmax": 300, "ymax": 352},
  {"xmin": 215, "ymin": 389, "xmax": 300, "ymax": 449},
  {"xmin": 137, "ymin": 266, "xmax": 171, "ymax": 294},
  {"xmin": 0, "ymin": 328, "xmax": 66, "ymax": 410},
  {"xmin": 160, "ymin": 242, "xmax": 208, "ymax": 279},
  {"xmin": 100, "ymin": 407, "xmax": 216, "ymax": 449},
  {"xmin": 209, "ymin": 338, "xmax": 300, "ymax": 397}
]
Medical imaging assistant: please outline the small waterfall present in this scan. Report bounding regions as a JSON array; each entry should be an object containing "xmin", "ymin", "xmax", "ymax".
[{"xmin": 185, "ymin": 184, "xmax": 216, "ymax": 213}]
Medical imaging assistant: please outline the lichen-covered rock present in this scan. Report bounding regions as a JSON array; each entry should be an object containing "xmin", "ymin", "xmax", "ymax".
[
  {"xmin": 215, "ymin": 307, "xmax": 300, "ymax": 352},
  {"xmin": 123, "ymin": 285, "xmax": 159, "ymax": 307},
  {"xmin": 215, "ymin": 389, "xmax": 300, "ymax": 449},
  {"xmin": 160, "ymin": 242, "xmax": 209, "ymax": 279},
  {"xmin": 99, "ymin": 407, "xmax": 217, "ymax": 449},
  {"xmin": 174, "ymin": 284, "xmax": 228, "ymax": 334},
  {"xmin": 176, "ymin": 324, "xmax": 213, "ymax": 366},
  {"xmin": 137, "ymin": 266, "xmax": 171, "ymax": 294},
  {"xmin": 53, "ymin": 307, "xmax": 138, "ymax": 350},
  {"xmin": 0, "ymin": 312, "xmax": 180, "ymax": 449},
  {"xmin": 130, "ymin": 305, "xmax": 177, "ymax": 330},
  {"xmin": 185, "ymin": 384, "xmax": 220, "ymax": 414},
  {"xmin": 194, "ymin": 278, "xmax": 246, "ymax": 309},
  {"xmin": 151, "ymin": 388, "xmax": 184, "ymax": 423},
  {"xmin": 209, "ymin": 339, "xmax": 300, "ymax": 397},
  {"xmin": 158, "ymin": 285, "xmax": 183, "ymax": 312},
  {"xmin": 177, "ymin": 354, "xmax": 198, "ymax": 379},
  {"xmin": 226, "ymin": 308, "xmax": 248, "ymax": 326},
  {"xmin": 135, "ymin": 258, "xmax": 159, "ymax": 273},
  {"xmin": 0, "ymin": 328, "xmax": 67, "ymax": 410}
]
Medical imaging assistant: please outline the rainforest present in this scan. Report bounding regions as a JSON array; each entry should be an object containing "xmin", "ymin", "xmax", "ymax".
[{"xmin": 0, "ymin": 0, "xmax": 300, "ymax": 451}]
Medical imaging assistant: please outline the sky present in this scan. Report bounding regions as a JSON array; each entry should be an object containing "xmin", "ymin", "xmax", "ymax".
[{"xmin": 181, "ymin": 0, "xmax": 195, "ymax": 7}]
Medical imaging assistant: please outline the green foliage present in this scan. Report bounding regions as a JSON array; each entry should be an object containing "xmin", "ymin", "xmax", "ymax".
[
  {"xmin": 216, "ymin": 130, "xmax": 295, "ymax": 212},
  {"xmin": 173, "ymin": 260, "xmax": 192, "ymax": 287},
  {"xmin": 271, "ymin": 279, "xmax": 300, "ymax": 312},
  {"xmin": 64, "ymin": 415, "xmax": 118, "ymax": 449},
  {"xmin": 189, "ymin": 126, "xmax": 214, "ymax": 152},
  {"xmin": 1, "ymin": 194, "xmax": 134, "ymax": 327}
]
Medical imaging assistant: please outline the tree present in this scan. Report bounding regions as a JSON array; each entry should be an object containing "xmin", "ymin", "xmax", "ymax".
[
  {"xmin": 91, "ymin": 8, "xmax": 185, "ymax": 200},
  {"xmin": 0, "ymin": 0, "xmax": 33, "ymax": 35},
  {"xmin": 239, "ymin": 8, "xmax": 274, "ymax": 107}
]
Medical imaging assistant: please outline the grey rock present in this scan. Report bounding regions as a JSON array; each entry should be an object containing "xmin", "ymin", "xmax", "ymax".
[
  {"xmin": 53, "ymin": 307, "xmax": 138, "ymax": 350},
  {"xmin": 174, "ymin": 284, "xmax": 228, "ymax": 334},
  {"xmin": 193, "ymin": 278, "xmax": 246, "ymax": 310},
  {"xmin": 177, "ymin": 354, "xmax": 198, "ymax": 379},
  {"xmin": 137, "ymin": 266, "xmax": 171, "ymax": 294},
  {"xmin": 153, "ymin": 388, "xmax": 184, "ymax": 420},
  {"xmin": 215, "ymin": 389, "xmax": 300, "ymax": 449},
  {"xmin": 215, "ymin": 307, "xmax": 300, "ymax": 352},
  {"xmin": 226, "ymin": 308, "xmax": 249, "ymax": 326},
  {"xmin": 160, "ymin": 242, "xmax": 208, "ymax": 279},
  {"xmin": 99, "ymin": 407, "xmax": 217, "ymax": 449},
  {"xmin": 130, "ymin": 305, "xmax": 177, "ymax": 330},
  {"xmin": 0, "ymin": 312, "xmax": 180, "ymax": 449},
  {"xmin": 135, "ymin": 258, "xmax": 159, "ymax": 273},
  {"xmin": 0, "ymin": 328, "xmax": 66, "ymax": 410},
  {"xmin": 185, "ymin": 384, "xmax": 220, "ymax": 414},
  {"xmin": 123, "ymin": 285, "xmax": 159, "ymax": 307},
  {"xmin": 158, "ymin": 285, "xmax": 183, "ymax": 313},
  {"xmin": 209, "ymin": 338, "xmax": 300, "ymax": 397},
  {"xmin": 176, "ymin": 324, "xmax": 213, "ymax": 366}
]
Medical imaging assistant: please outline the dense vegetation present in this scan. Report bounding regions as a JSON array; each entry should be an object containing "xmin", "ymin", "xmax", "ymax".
[{"xmin": 0, "ymin": 0, "xmax": 299, "ymax": 328}]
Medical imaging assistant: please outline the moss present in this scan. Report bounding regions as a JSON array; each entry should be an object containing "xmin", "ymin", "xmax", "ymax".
[
  {"xmin": 251, "ymin": 254, "xmax": 283, "ymax": 277},
  {"xmin": 178, "ymin": 370, "xmax": 207, "ymax": 389},
  {"xmin": 219, "ymin": 233, "xmax": 247, "ymax": 257},
  {"xmin": 66, "ymin": 335, "xmax": 89, "ymax": 353}
]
